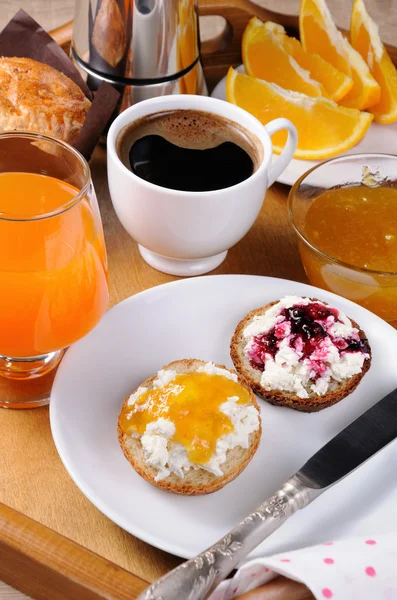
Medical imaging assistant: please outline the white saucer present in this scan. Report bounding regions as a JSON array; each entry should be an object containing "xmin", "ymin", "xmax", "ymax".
[
  {"xmin": 50, "ymin": 275, "xmax": 397, "ymax": 560},
  {"xmin": 211, "ymin": 66, "xmax": 397, "ymax": 187}
]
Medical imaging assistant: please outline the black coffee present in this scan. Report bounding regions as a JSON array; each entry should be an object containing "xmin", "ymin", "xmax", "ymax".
[{"xmin": 116, "ymin": 110, "xmax": 262, "ymax": 192}]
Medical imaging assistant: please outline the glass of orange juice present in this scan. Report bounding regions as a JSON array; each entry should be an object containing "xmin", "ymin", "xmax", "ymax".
[
  {"xmin": 288, "ymin": 153, "xmax": 397, "ymax": 325},
  {"xmin": 0, "ymin": 132, "xmax": 109, "ymax": 404}
]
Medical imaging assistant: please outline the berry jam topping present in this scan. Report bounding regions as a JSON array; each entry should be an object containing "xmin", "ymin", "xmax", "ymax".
[
  {"xmin": 246, "ymin": 302, "xmax": 369, "ymax": 372},
  {"xmin": 248, "ymin": 332, "xmax": 278, "ymax": 368}
]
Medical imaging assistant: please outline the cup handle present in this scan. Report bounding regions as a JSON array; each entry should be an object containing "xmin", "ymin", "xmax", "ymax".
[{"xmin": 265, "ymin": 118, "xmax": 298, "ymax": 186}]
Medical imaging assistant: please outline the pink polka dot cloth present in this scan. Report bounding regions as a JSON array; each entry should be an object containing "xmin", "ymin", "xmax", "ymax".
[{"xmin": 208, "ymin": 536, "xmax": 397, "ymax": 599}]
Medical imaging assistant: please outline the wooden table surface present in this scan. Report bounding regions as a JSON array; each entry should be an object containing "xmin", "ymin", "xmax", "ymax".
[{"xmin": 0, "ymin": 0, "xmax": 393, "ymax": 598}]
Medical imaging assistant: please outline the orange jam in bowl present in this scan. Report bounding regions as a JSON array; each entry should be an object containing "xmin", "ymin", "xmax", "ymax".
[
  {"xmin": 289, "ymin": 154, "xmax": 397, "ymax": 325},
  {"xmin": 119, "ymin": 371, "xmax": 251, "ymax": 464},
  {"xmin": 304, "ymin": 185, "xmax": 397, "ymax": 274}
]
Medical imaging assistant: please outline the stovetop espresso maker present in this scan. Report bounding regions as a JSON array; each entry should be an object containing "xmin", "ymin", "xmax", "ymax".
[{"xmin": 71, "ymin": 0, "xmax": 207, "ymax": 109}]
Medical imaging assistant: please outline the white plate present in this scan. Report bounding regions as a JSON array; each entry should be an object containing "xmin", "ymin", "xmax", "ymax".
[
  {"xmin": 211, "ymin": 66, "xmax": 397, "ymax": 186},
  {"xmin": 50, "ymin": 275, "xmax": 397, "ymax": 560}
]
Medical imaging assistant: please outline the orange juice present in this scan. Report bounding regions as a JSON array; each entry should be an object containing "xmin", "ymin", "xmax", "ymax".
[
  {"xmin": 0, "ymin": 173, "xmax": 109, "ymax": 357},
  {"xmin": 302, "ymin": 184, "xmax": 397, "ymax": 321}
]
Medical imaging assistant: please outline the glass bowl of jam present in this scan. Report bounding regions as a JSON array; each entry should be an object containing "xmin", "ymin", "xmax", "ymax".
[{"xmin": 288, "ymin": 153, "xmax": 397, "ymax": 325}]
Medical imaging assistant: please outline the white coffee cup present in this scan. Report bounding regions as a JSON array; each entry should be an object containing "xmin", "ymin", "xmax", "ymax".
[{"xmin": 107, "ymin": 95, "xmax": 297, "ymax": 276}]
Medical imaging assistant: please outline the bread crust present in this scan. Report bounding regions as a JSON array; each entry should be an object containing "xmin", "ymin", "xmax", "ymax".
[
  {"xmin": 0, "ymin": 57, "xmax": 91, "ymax": 144},
  {"xmin": 230, "ymin": 299, "xmax": 372, "ymax": 412},
  {"xmin": 118, "ymin": 359, "xmax": 262, "ymax": 495}
]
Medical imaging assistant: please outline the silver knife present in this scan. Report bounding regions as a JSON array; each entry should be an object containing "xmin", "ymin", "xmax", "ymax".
[{"xmin": 138, "ymin": 388, "xmax": 397, "ymax": 600}]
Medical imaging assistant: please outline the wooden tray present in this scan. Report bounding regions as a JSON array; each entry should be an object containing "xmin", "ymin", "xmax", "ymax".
[{"xmin": 2, "ymin": 0, "xmax": 395, "ymax": 597}]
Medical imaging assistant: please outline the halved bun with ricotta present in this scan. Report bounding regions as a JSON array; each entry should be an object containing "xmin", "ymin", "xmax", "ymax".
[
  {"xmin": 118, "ymin": 359, "xmax": 262, "ymax": 495},
  {"xmin": 231, "ymin": 296, "xmax": 371, "ymax": 412}
]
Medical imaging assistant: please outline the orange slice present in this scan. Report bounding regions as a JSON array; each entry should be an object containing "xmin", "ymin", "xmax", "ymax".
[
  {"xmin": 300, "ymin": 0, "xmax": 351, "ymax": 74},
  {"xmin": 351, "ymin": 0, "xmax": 397, "ymax": 124},
  {"xmin": 263, "ymin": 20, "xmax": 353, "ymax": 102},
  {"xmin": 226, "ymin": 67, "xmax": 373, "ymax": 160},
  {"xmin": 300, "ymin": 0, "xmax": 380, "ymax": 110},
  {"xmin": 242, "ymin": 18, "xmax": 324, "ymax": 97},
  {"xmin": 177, "ymin": 0, "xmax": 198, "ymax": 94},
  {"xmin": 339, "ymin": 39, "xmax": 381, "ymax": 110}
]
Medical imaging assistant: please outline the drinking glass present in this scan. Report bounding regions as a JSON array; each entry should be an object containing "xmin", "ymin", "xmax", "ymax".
[
  {"xmin": 0, "ymin": 132, "xmax": 109, "ymax": 407},
  {"xmin": 288, "ymin": 154, "xmax": 397, "ymax": 325}
]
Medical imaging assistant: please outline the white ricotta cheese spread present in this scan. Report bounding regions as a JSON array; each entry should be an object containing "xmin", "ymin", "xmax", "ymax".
[
  {"xmin": 243, "ymin": 297, "xmax": 369, "ymax": 399},
  {"xmin": 128, "ymin": 363, "xmax": 260, "ymax": 481}
]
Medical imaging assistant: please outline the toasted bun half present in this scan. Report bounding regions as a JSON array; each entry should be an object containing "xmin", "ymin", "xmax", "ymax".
[
  {"xmin": 230, "ymin": 299, "xmax": 372, "ymax": 412},
  {"xmin": 118, "ymin": 359, "xmax": 262, "ymax": 495},
  {"xmin": 0, "ymin": 57, "xmax": 91, "ymax": 144}
]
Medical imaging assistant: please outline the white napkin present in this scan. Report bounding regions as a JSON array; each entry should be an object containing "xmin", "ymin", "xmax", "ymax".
[{"xmin": 209, "ymin": 535, "xmax": 397, "ymax": 599}]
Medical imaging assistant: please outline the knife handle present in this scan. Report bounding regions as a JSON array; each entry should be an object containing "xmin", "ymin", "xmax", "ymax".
[{"xmin": 137, "ymin": 475, "xmax": 319, "ymax": 600}]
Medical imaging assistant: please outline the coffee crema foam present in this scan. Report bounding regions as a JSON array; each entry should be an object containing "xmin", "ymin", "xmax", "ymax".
[{"xmin": 116, "ymin": 109, "xmax": 263, "ymax": 192}]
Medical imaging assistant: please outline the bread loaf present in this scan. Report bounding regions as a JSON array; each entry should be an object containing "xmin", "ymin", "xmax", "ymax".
[{"xmin": 0, "ymin": 57, "xmax": 91, "ymax": 144}]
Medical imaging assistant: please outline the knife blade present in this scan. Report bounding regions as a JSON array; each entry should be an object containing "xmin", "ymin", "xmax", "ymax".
[
  {"xmin": 138, "ymin": 387, "xmax": 397, "ymax": 600},
  {"xmin": 299, "ymin": 385, "xmax": 397, "ymax": 488}
]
